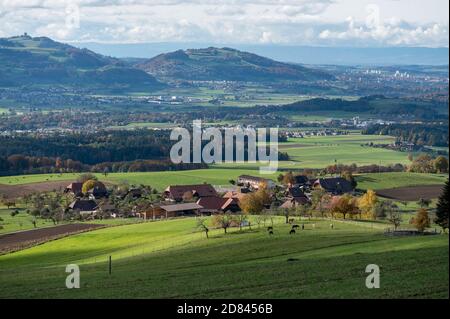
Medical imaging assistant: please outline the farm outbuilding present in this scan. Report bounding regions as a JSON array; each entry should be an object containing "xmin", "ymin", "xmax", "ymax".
[{"xmin": 139, "ymin": 203, "xmax": 203, "ymax": 220}]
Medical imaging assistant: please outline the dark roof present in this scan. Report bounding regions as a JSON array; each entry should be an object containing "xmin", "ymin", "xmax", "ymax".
[
  {"xmin": 159, "ymin": 203, "xmax": 203, "ymax": 212},
  {"xmin": 87, "ymin": 181, "xmax": 107, "ymax": 193},
  {"xmin": 197, "ymin": 197, "xmax": 229, "ymax": 210},
  {"xmin": 69, "ymin": 200, "xmax": 98, "ymax": 211},
  {"xmin": 164, "ymin": 184, "xmax": 218, "ymax": 201},
  {"xmin": 293, "ymin": 175, "xmax": 309, "ymax": 185},
  {"xmin": 314, "ymin": 178, "xmax": 354, "ymax": 194},
  {"xmin": 286, "ymin": 187, "xmax": 308, "ymax": 199}
]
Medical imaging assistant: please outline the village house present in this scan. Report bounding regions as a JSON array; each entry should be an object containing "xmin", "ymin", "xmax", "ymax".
[
  {"xmin": 196, "ymin": 197, "xmax": 240, "ymax": 214},
  {"xmin": 68, "ymin": 199, "xmax": 98, "ymax": 219},
  {"xmin": 292, "ymin": 175, "xmax": 310, "ymax": 189},
  {"xmin": 64, "ymin": 182, "xmax": 83, "ymax": 197},
  {"xmin": 312, "ymin": 177, "xmax": 354, "ymax": 195},
  {"xmin": 280, "ymin": 187, "xmax": 311, "ymax": 209},
  {"xmin": 163, "ymin": 184, "xmax": 218, "ymax": 202},
  {"xmin": 87, "ymin": 181, "xmax": 108, "ymax": 199},
  {"xmin": 237, "ymin": 175, "xmax": 276, "ymax": 190}
]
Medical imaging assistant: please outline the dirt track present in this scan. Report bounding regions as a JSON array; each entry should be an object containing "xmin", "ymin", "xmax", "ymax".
[
  {"xmin": 0, "ymin": 223, "xmax": 105, "ymax": 254},
  {"xmin": 376, "ymin": 185, "xmax": 444, "ymax": 201}
]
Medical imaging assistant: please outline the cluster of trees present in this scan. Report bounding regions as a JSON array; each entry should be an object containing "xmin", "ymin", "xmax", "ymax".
[
  {"xmin": 0, "ymin": 128, "xmax": 289, "ymax": 175},
  {"xmin": 0, "ymin": 130, "xmax": 172, "ymax": 165},
  {"xmin": 408, "ymin": 154, "xmax": 449, "ymax": 174},
  {"xmin": 278, "ymin": 96, "xmax": 448, "ymax": 120},
  {"xmin": 0, "ymin": 155, "xmax": 87, "ymax": 175},
  {"xmin": 323, "ymin": 163, "xmax": 406, "ymax": 175},
  {"xmin": 363, "ymin": 123, "xmax": 449, "ymax": 147}
]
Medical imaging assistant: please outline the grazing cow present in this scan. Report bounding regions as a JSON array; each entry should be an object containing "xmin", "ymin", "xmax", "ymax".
[
  {"xmin": 267, "ymin": 226, "xmax": 273, "ymax": 231},
  {"xmin": 292, "ymin": 225, "xmax": 300, "ymax": 229},
  {"xmin": 269, "ymin": 230, "xmax": 274, "ymax": 235},
  {"xmin": 288, "ymin": 219, "xmax": 295, "ymax": 224},
  {"xmin": 289, "ymin": 229, "xmax": 296, "ymax": 235}
]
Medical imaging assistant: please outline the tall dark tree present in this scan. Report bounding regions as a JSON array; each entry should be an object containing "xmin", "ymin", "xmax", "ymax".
[{"xmin": 435, "ymin": 180, "xmax": 449, "ymax": 232}]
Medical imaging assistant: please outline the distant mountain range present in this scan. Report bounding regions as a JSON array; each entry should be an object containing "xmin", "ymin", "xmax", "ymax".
[
  {"xmin": 136, "ymin": 47, "xmax": 334, "ymax": 82},
  {"xmin": 0, "ymin": 35, "xmax": 165, "ymax": 91},
  {"xmin": 76, "ymin": 42, "xmax": 450, "ymax": 66},
  {"xmin": 0, "ymin": 35, "xmax": 335, "ymax": 91}
]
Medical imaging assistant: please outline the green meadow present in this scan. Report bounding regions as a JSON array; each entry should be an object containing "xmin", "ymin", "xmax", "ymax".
[
  {"xmin": 277, "ymin": 134, "xmax": 408, "ymax": 168},
  {"xmin": 1, "ymin": 170, "xmax": 447, "ymax": 193},
  {"xmin": 355, "ymin": 172, "xmax": 448, "ymax": 190},
  {"xmin": 0, "ymin": 206, "xmax": 50, "ymax": 234},
  {"xmin": 0, "ymin": 217, "xmax": 447, "ymax": 298}
]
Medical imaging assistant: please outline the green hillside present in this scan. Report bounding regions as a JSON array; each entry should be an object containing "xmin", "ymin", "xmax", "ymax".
[
  {"xmin": 0, "ymin": 218, "xmax": 447, "ymax": 298},
  {"xmin": 137, "ymin": 47, "xmax": 334, "ymax": 82},
  {"xmin": 0, "ymin": 35, "xmax": 165, "ymax": 91}
]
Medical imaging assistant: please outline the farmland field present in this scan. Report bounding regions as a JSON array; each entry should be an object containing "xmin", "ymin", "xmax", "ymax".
[
  {"xmin": 0, "ymin": 217, "xmax": 447, "ymax": 298},
  {"xmin": 355, "ymin": 172, "xmax": 448, "ymax": 190},
  {"xmin": 1, "ymin": 171, "xmax": 447, "ymax": 195},
  {"xmin": 277, "ymin": 134, "xmax": 409, "ymax": 168}
]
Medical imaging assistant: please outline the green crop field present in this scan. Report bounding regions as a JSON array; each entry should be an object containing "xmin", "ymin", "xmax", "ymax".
[
  {"xmin": 356, "ymin": 172, "xmax": 448, "ymax": 190},
  {"xmin": 0, "ymin": 217, "xmax": 447, "ymax": 298},
  {"xmin": 277, "ymin": 134, "xmax": 409, "ymax": 169}
]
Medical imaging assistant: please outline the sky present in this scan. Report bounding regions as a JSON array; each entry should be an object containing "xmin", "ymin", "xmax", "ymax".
[{"xmin": 0, "ymin": 0, "xmax": 448, "ymax": 47}]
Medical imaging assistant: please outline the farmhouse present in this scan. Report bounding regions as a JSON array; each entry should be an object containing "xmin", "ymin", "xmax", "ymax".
[
  {"xmin": 281, "ymin": 187, "xmax": 310, "ymax": 208},
  {"xmin": 313, "ymin": 177, "xmax": 354, "ymax": 195},
  {"xmin": 87, "ymin": 181, "xmax": 108, "ymax": 199},
  {"xmin": 140, "ymin": 202, "xmax": 203, "ymax": 220},
  {"xmin": 68, "ymin": 199, "xmax": 98, "ymax": 219},
  {"xmin": 69, "ymin": 199, "xmax": 98, "ymax": 211},
  {"xmin": 293, "ymin": 175, "xmax": 310, "ymax": 188},
  {"xmin": 285, "ymin": 187, "xmax": 310, "ymax": 202},
  {"xmin": 237, "ymin": 175, "xmax": 276, "ymax": 190},
  {"xmin": 163, "ymin": 184, "xmax": 218, "ymax": 202},
  {"xmin": 64, "ymin": 182, "xmax": 83, "ymax": 196},
  {"xmin": 196, "ymin": 197, "xmax": 240, "ymax": 214}
]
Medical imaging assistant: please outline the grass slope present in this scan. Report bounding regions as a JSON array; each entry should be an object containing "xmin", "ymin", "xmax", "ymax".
[
  {"xmin": 356, "ymin": 172, "xmax": 448, "ymax": 190},
  {"xmin": 0, "ymin": 218, "xmax": 448, "ymax": 298}
]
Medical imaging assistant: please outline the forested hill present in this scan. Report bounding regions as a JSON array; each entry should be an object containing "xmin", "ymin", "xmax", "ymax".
[
  {"xmin": 273, "ymin": 96, "xmax": 449, "ymax": 120},
  {"xmin": 0, "ymin": 35, "xmax": 165, "ymax": 91},
  {"xmin": 136, "ymin": 47, "xmax": 334, "ymax": 82}
]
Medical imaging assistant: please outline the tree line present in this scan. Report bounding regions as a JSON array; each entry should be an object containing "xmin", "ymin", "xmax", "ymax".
[{"xmin": 363, "ymin": 123, "xmax": 449, "ymax": 147}]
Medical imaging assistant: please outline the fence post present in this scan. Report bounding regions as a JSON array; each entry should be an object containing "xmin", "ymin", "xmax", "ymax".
[{"xmin": 109, "ymin": 255, "xmax": 112, "ymax": 275}]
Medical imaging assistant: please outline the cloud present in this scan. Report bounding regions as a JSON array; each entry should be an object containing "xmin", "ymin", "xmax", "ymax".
[{"xmin": 0, "ymin": 0, "xmax": 448, "ymax": 47}]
